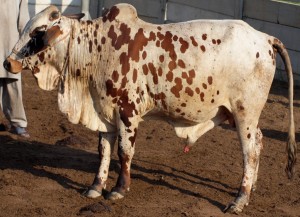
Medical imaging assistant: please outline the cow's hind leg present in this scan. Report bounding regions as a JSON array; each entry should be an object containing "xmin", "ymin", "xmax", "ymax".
[
  {"xmin": 84, "ymin": 132, "xmax": 117, "ymax": 198},
  {"xmin": 252, "ymin": 128, "xmax": 263, "ymax": 192},
  {"xmin": 224, "ymin": 113, "xmax": 262, "ymax": 214}
]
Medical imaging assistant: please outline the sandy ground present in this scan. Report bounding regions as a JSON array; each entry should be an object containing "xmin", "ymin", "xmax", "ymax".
[{"xmin": 0, "ymin": 72, "xmax": 300, "ymax": 217}]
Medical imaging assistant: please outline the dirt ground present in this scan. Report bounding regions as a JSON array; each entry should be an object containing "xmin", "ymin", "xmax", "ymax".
[{"xmin": 0, "ymin": 72, "xmax": 300, "ymax": 217}]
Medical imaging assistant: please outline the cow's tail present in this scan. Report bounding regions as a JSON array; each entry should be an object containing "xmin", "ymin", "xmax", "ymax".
[{"xmin": 273, "ymin": 39, "xmax": 297, "ymax": 179}]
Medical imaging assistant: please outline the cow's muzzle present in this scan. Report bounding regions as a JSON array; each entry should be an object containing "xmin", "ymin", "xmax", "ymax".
[{"xmin": 3, "ymin": 57, "xmax": 23, "ymax": 73}]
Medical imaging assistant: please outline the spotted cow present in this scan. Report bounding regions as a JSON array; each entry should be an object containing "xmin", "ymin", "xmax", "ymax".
[{"xmin": 3, "ymin": 4, "xmax": 296, "ymax": 214}]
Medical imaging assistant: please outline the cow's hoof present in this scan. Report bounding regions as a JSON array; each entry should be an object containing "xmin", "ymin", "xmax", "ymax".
[
  {"xmin": 223, "ymin": 202, "xmax": 243, "ymax": 214},
  {"xmin": 83, "ymin": 189, "xmax": 102, "ymax": 198},
  {"xmin": 106, "ymin": 191, "xmax": 125, "ymax": 200}
]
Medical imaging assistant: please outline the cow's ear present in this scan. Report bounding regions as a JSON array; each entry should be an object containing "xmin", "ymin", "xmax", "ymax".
[
  {"xmin": 65, "ymin": 13, "xmax": 85, "ymax": 20},
  {"xmin": 43, "ymin": 26, "xmax": 63, "ymax": 46}
]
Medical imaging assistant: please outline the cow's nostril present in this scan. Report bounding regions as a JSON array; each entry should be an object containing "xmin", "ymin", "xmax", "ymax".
[{"xmin": 3, "ymin": 59, "xmax": 11, "ymax": 71}]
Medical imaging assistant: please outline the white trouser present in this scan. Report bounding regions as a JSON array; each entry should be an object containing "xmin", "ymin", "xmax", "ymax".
[{"xmin": 0, "ymin": 78, "xmax": 27, "ymax": 128}]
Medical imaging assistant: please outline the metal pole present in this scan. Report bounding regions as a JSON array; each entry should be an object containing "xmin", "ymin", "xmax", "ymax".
[{"xmin": 82, "ymin": 0, "xmax": 91, "ymax": 20}]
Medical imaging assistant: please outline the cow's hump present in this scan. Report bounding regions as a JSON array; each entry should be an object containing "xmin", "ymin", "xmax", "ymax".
[{"xmin": 103, "ymin": 3, "xmax": 138, "ymax": 23}]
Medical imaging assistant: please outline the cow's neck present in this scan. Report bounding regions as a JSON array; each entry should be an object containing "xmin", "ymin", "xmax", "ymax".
[{"xmin": 58, "ymin": 19, "xmax": 115, "ymax": 132}]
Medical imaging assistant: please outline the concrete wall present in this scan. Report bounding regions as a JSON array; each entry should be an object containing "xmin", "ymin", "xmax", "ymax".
[
  {"xmin": 243, "ymin": 0, "xmax": 300, "ymax": 84},
  {"xmin": 27, "ymin": 0, "xmax": 300, "ymax": 85},
  {"xmin": 28, "ymin": 0, "xmax": 81, "ymax": 17}
]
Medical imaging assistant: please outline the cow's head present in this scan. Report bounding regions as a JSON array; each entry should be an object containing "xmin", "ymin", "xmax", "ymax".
[{"xmin": 3, "ymin": 5, "xmax": 84, "ymax": 90}]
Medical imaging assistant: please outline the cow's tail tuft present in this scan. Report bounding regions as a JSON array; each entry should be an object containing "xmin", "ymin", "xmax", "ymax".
[{"xmin": 273, "ymin": 39, "xmax": 297, "ymax": 179}]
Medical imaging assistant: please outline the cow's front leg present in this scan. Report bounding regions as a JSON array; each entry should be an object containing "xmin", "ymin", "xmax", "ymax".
[
  {"xmin": 84, "ymin": 132, "xmax": 117, "ymax": 198},
  {"xmin": 107, "ymin": 116, "xmax": 139, "ymax": 200}
]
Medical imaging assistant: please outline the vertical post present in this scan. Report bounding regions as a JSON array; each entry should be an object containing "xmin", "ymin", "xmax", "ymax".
[
  {"xmin": 97, "ymin": 0, "xmax": 105, "ymax": 17},
  {"xmin": 82, "ymin": 0, "xmax": 91, "ymax": 20},
  {"xmin": 160, "ymin": 0, "xmax": 167, "ymax": 24},
  {"xmin": 234, "ymin": 0, "xmax": 244, "ymax": 19}
]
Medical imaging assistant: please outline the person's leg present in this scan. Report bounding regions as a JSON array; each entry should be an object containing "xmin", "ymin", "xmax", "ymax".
[{"xmin": 3, "ymin": 78, "xmax": 29, "ymax": 137}]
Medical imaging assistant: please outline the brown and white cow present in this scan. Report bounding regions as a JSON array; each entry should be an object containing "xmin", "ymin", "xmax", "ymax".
[{"xmin": 3, "ymin": 4, "xmax": 296, "ymax": 213}]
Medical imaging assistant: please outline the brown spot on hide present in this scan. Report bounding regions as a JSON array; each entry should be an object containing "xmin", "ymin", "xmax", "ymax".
[
  {"xmin": 132, "ymin": 69, "xmax": 138, "ymax": 83},
  {"xmin": 202, "ymin": 83, "xmax": 207, "ymax": 89},
  {"xmin": 173, "ymin": 35, "xmax": 178, "ymax": 41},
  {"xmin": 202, "ymin": 34, "xmax": 207, "ymax": 40},
  {"xmin": 185, "ymin": 87, "xmax": 194, "ymax": 97},
  {"xmin": 190, "ymin": 36, "xmax": 198, "ymax": 46},
  {"xmin": 217, "ymin": 90, "xmax": 220, "ymax": 95},
  {"xmin": 142, "ymin": 51, "xmax": 147, "ymax": 60},
  {"xmin": 112, "ymin": 70, "xmax": 119, "ymax": 83},
  {"xmin": 77, "ymin": 37, "xmax": 81, "ymax": 44},
  {"xmin": 166, "ymin": 71, "xmax": 173, "ymax": 82},
  {"xmin": 200, "ymin": 92, "xmax": 205, "ymax": 102},
  {"xmin": 176, "ymin": 108, "xmax": 181, "ymax": 113},
  {"xmin": 181, "ymin": 103, "xmax": 186, "ymax": 107},
  {"xmin": 148, "ymin": 63, "xmax": 158, "ymax": 84},
  {"xmin": 101, "ymin": 37, "xmax": 106, "ymax": 44},
  {"xmin": 89, "ymin": 40, "xmax": 93, "ymax": 53},
  {"xmin": 118, "ymin": 93, "xmax": 137, "ymax": 128},
  {"xmin": 114, "ymin": 23, "xmax": 131, "ymax": 50},
  {"xmin": 212, "ymin": 39, "xmax": 216, "ymax": 44},
  {"xmin": 168, "ymin": 60, "xmax": 177, "ymax": 71},
  {"xmin": 178, "ymin": 59, "xmax": 185, "ymax": 68},
  {"xmin": 33, "ymin": 67, "xmax": 40, "ymax": 74},
  {"xmin": 38, "ymin": 52, "xmax": 45, "ymax": 62},
  {"xmin": 108, "ymin": 25, "xmax": 117, "ymax": 46},
  {"xmin": 159, "ymin": 31, "xmax": 177, "ymax": 61},
  {"xmin": 129, "ymin": 128, "xmax": 137, "ymax": 147},
  {"xmin": 128, "ymin": 28, "xmax": 155, "ymax": 62},
  {"xmin": 256, "ymin": 52, "xmax": 259, "ymax": 58},
  {"xmin": 159, "ymin": 55, "xmax": 164, "ymax": 63},
  {"xmin": 208, "ymin": 76, "xmax": 213, "ymax": 85},
  {"xmin": 217, "ymin": 39, "xmax": 221, "ymax": 45},
  {"xmin": 157, "ymin": 26, "xmax": 162, "ymax": 30},
  {"xmin": 179, "ymin": 37, "xmax": 189, "ymax": 53},
  {"xmin": 247, "ymin": 133, "xmax": 251, "ymax": 139},
  {"xmin": 97, "ymin": 45, "xmax": 101, "ymax": 52},
  {"xmin": 120, "ymin": 77, "xmax": 128, "ymax": 89},
  {"xmin": 200, "ymin": 45, "xmax": 206, "ymax": 52},
  {"xmin": 142, "ymin": 64, "xmax": 148, "ymax": 75},
  {"xmin": 171, "ymin": 77, "xmax": 183, "ymax": 98},
  {"xmin": 156, "ymin": 40, "xmax": 160, "ymax": 47},
  {"xmin": 195, "ymin": 87, "xmax": 200, "ymax": 94},
  {"xmin": 102, "ymin": 6, "xmax": 120, "ymax": 22},
  {"xmin": 211, "ymin": 99, "xmax": 215, "ymax": 103},
  {"xmin": 158, "ymin": 67, "xmax": 163, "ymax": 77},
  {"xmin": 119, "ymin": 52, "xmax": 130, "ymax": 75},
  {"xmin": 105, "ymin": 79, "xmax": 118, "ymax": 98},
  {"xmin": 182, "ymin": 70, "xmax": 195, "ymax": 85}
]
